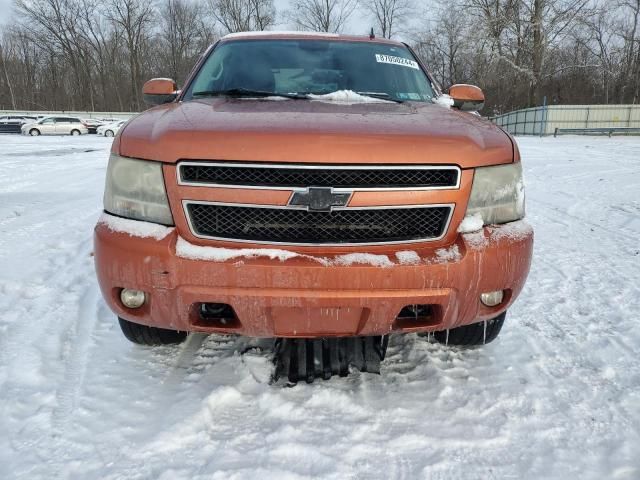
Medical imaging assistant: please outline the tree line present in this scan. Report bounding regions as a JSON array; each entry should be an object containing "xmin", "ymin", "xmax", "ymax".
[{"xmin": 0, "ymin": 0, "xmax": 639, "ymax": 115}]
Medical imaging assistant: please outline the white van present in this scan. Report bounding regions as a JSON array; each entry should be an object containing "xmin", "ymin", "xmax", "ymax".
[{"xmin": 21, "ymin": 116, "xmax": 89, "ymax": 136}]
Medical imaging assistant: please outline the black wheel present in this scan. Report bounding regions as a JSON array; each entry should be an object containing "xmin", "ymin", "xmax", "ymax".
[
  {"xmin": 71, "ymin": 129, "xmax": 81, "ymax": 136},
  {"xmin": 29, "ymin": 128, "xmax": 40, "ymax": 136},
  {"xmin": 118, "ymin": 317, "xmax": 187, "ymax": 345},
  {"xmin": 105, "ymin": 130, "xmax": 114, "ymax": 137},
  {"xmin": 433, "ymin": 312, "xmax": 506, "ymax": 346}
]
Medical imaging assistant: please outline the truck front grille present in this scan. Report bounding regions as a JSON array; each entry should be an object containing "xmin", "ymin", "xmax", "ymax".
[
  {"xmin": 179, "ymin": 163, "xmax": 459, "ymax": 189},
  {"xmin": 185, "ymin": 203, "xmax": 452, "ymax": 245}
]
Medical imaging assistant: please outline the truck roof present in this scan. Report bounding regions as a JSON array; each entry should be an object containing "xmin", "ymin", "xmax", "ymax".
[{"xmin": 220, "ymin": 31, "xmax": 404, "ymax": 46}]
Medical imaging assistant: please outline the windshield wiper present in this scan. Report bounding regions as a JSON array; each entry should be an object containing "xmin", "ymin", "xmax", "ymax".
[
  {"xmin": 192, "ymin": 88, "xmax": 309, "ymax": 100},
  {"xmin": 356, "ymin": 92, "xmax": 405, "ymax": 103},
  {"xmin": 192, "ymin": 88, "xmax": 405, "ymax": 103}
]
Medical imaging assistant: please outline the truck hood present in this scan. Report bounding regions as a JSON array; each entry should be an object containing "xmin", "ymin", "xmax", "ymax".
[{"xmin": 117, "ymin": 98, "xmax": 514, "ymax": 167}]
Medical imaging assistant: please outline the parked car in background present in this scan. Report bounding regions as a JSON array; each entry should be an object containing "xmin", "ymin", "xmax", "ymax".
[
  {"xmin": 82, "ymin": 118, "xmax": 104, "ymax": 134},
  {"xmin": 97, "ymin": 120, "xmax": 125, "ymax": 137},
  {"xmin": 21, "ymin": 116, "xmax": 89, "ymax": 136},
  {"xmin": 0, "ymin": 115, "xmax": 38, "ymax": 134}
]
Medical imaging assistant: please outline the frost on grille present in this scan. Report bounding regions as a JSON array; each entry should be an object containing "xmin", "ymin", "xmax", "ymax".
[
  {"xmin": 180, "ymin": 164, "xmax": 458, "ymax": 189},
  {"xmin": 186, "ymin": 204, "xmax": 451, "ymax": 244}
]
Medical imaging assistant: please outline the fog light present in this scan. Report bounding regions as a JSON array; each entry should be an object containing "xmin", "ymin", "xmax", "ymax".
[
  {"xmin": 480, "ymin": 290, "xmax": 504, "ymax": 307},
  {"xmin": 120, "ymin": 289, "xmax": 145, "ymax": 309}
]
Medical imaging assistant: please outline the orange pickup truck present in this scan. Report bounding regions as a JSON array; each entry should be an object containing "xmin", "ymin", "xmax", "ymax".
[{"xmin": 94, "ymin": 32, "xmax": 533, "ymax": 382}]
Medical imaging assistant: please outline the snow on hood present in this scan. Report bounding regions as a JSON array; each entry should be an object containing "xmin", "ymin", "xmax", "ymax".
[{"xmin": 308, "ymin": 90, "xmax": 392, "ymax": 104}]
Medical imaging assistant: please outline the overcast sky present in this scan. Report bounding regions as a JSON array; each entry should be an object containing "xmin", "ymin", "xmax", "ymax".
[
  {"xmin": 0, "ymin": 0, "xmax": 377, "ymax": 33},
  {"xmin": 0, "ymin": 0, "xmax": 12, "ymax": 25}
]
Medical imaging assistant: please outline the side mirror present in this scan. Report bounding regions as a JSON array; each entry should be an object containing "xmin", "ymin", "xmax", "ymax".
[
  {"xmin": 142, "ymin": 78, "xmax": 178, "ymax": 106},
  {"xmin": 448, "ymin": 84, "xmax": 485, "ymax": 112}
]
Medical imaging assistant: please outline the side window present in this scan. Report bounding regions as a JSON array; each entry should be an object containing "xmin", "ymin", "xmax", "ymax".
[
  {"xmin": 42, "ymin": 118, "xmax": 55, "ymax": 124},
  {"xmin": 55, "ymin": 117, "xmax": 70, "ymax": 123}
]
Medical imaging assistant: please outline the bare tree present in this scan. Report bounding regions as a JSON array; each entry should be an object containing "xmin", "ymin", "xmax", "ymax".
[
  {"xmin": 160, "ymin": 0, "xmax": 215, "ymax": 82},
  {"xmin": 527, "ymin": 0, "xmax": 595, "ymax": 103},
  {"xmin": 3, "ymin": 0, "xmax": 640, "ymax": 114},
  {"xmin": 617, "ymin": 0, "xmax": 640, "ymax": 102},
  {"xmin": 414, "ymin": 5, "xmax": 469, "ymax": 87},
  {"xmin": 0, "ymin": 35, "xmax": 17, "ymax": 109},
  {"xmin": 577, "ymin": 7, "xmax": 617, "ymax": 103},
  {"xmin": 460, "ymin": 0, "xmax": 595, "ymax": 105},
  {"xmin": 287, "ymin": 0, "xmax": 358, "ymax": 33},
  {"xmin": 208, "ymin": 0, "xmax": 276, "ymax": 33},
  {"xmin": 105, "ymin": 0, "xmax": 156, "ymax": 110},
  {"xmin": 14, "ymin": 0, "xmax": 98, "ymax": 109},
  {"xmin": 464, "ymin": 0, "xmax": 517, "ymax": 55},
  {"xmin": 363, "ymin": 0, "xmax": 413, "ymax": 39}
]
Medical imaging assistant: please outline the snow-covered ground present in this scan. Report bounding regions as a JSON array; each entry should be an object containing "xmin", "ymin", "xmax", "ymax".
[{"xmin": 1, "ymin": 134, "xmax": 639, "ymax": 479}]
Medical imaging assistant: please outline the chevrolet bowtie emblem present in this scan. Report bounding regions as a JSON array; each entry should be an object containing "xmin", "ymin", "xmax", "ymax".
[{"xmin": 289, "ymin": 187, "xmax": 351, "ymax": 212}]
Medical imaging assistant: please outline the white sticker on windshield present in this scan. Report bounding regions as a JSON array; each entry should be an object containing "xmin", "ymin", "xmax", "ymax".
[{"xmin": 375, "ymin": 54, "xmax": 419, "ymax": 70}]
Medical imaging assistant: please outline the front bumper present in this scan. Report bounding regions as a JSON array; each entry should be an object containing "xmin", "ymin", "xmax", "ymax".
[{"xmin": 94, "ymin": 217, "xmax": 533, "ymax": 337}]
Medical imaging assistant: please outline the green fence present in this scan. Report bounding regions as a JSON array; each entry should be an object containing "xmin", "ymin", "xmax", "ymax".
[{"xmin": 492, "ymin": 105, "xmax": 640, "ymax": 136}]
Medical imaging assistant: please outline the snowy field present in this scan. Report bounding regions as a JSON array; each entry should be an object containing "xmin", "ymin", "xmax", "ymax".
[{"xmin": 1, "ymin": 134, "xmax": 639, "ymax": 480}]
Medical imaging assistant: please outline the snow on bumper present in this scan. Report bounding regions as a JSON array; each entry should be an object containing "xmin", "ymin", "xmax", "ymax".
[{"xmin": 94, "ymin": 215, "xmax": 533, "ymax": 337}]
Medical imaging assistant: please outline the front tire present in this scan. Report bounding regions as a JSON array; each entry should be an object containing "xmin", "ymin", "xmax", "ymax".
[
  {"xmin": 29, "ymin": 128, "xmax": 40, "ymax": 136},
  {"xmin": 105, "ymin": 130, "xmax": 114, "ymax": 137},
  {"xmin": 433, "ymin": 312, "xmax": 506, "ymax": 346},
  {"xmin": 118, "ymin": 317, "xmax": 187, "ymax": 346}
]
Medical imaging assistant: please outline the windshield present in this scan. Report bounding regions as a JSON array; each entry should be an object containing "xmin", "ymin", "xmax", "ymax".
[{"xmin": 183, "ymin": 39, "xmax": 435, "ymax": 103}]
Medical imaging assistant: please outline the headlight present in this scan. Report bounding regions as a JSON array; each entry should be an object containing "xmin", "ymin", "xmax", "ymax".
[
  {"xmin": 103, "ymin": 154, "xmax": 174, "ymax": 225},
  {"xmin": 466, "ymin": 162, "xmax": 525, "ymax": 225}
]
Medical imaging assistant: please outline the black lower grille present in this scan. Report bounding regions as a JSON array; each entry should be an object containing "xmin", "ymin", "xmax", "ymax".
[
  {"xmin": 179, "ymin": 163, "xmax": 459, "ymax": 189},
  {"xmin": 186, "ymin": 203, "xmax": 451, "ymax": 244}
]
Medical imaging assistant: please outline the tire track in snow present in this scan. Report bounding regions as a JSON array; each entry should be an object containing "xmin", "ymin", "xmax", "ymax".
[
  {"xmin": 161, "ymin": 332, "xmax": 208, "ymax": 385},
  {"xmin": 517, "ymin": 210, "xmax": 640, "ymax": 442},
  {"xmin": 0, "ymin": 233, "xmax": 96, "ymax": 370},
  {"xmin": 530, "ymin": 198, "xmax": 638, "ymax": 244},
  {"xmin": 162, "ymin": 333, "xmax": 241, "ymax": 388},
  {"xmin": 0, "ymin": 230, "xmax": 105, "ymax": 478},
  {"xmin": 50, "ymin": 282, "xmax": 100, "ymax": 431}
]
